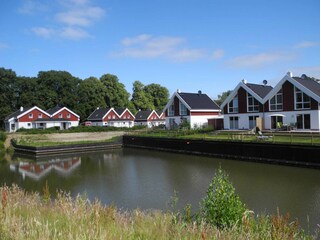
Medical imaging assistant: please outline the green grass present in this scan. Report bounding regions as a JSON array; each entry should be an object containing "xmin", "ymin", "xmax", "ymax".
[
  {"xmin": 15, "ymin": 136, "xmax": 122, "ymax": 147},
  {"xmin": 0, "ymin": 185, "xmax": 315, "ymax": 240}
]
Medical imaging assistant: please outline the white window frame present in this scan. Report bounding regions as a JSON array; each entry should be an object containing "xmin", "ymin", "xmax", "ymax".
[
  {"xmin": 29, "ymin": 113, "xmax": 33, "ymax": 119},
  {"xmin": 228, "ymin": 96, "xmax": 238, "ymax": 113},
  {"xmin": 59, "ymin": 113, "xmax": 63, "ymax": 118},
  {"xmin": 179, "ymin": 101, "xmax": 188, "ymax": 115},
  {"xmin": 38, "ymin": 113, "xmax": 42, "ymax": 118},
  {"xmin": 67, "ymin": 113, "xmax": 71, "ymax": 118},
  {"xmin": 269, "ymin": 90, "xmax": 283, "ymax": 111},
  {"xmin": 295, "ymin": 87, "xmax": 311, "ymax": 110},
  {"xmin": 247, "ymin": 93, "xmax": 259, "ymax": 112},
  {"xmin": 168, "ymin": 103, "xmax": 174, "ymax": 116}
]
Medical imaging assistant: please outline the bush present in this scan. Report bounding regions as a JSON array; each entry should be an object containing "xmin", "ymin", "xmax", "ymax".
[
  {"xmin": 199, "ymin": 167, "xmax": 247, "ymax": 229},
  {"xmin": 0, "ymin": 131, "xmax": 6, "ymax": 142}
]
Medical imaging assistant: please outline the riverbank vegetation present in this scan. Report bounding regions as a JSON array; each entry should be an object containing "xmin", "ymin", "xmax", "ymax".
[
  {"xmin": 0, "ymin": 169, "xmax": 316, "ymax": 239},
  {"xmin": 131, "ymin": 128, "xmax": 320, "ymax": 146},
  {"xmin": 0, "ymin": 131, "xmax": 7, "ymax": 161}
]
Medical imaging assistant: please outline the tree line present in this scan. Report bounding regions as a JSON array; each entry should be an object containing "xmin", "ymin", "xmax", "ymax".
[{"xmin": 0, "ymin": 67, "xmax": 169, "ymax": 128}]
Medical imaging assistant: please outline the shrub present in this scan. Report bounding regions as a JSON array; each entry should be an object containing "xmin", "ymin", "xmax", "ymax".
[
  {"xmin": 0, "ymin": 132, "xmax": 6, "ymax": 142},
  {"xmin": 199, "ymin": 167, "xmax": 247, "ymax": 229}
]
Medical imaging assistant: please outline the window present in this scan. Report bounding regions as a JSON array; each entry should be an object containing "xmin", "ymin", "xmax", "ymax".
[
  {"xmin": 38, "ymin": 113, "xmax": 42, "ymax": 118},
  {"xmin": 295, "ymin": 87, "xmax": 311, "ymax": 109},
  {"xmin": 168, "ymin": 104, "xmax": 174, "ymax": 116},
  {"xmin": 247, "ymin": 93, "xmax": 259, "ymax": 112},
  {"xmin": 27, "ymin": 123, "xmax": 31, "ymax": 127},
  {"xmin": 67, "ymin": 114, "xmax": 71, "ymax": 118},
  {"xmin": 108, "ymin": 115, "xmax": 111, "ymax": 119},
  {"xmin": 297, "ymin": 114, "xmax": 310, "ymax": 129},
  {"xmin": 29, "ymin": 113, "xmax": 33, "ymax": 119},
  {"xmin": 228, "ymin": 96, "xmax": 238, "ymax": 113},
  {"xmin": 229, "ymin": 116, "xmax": 239, "ymax": 129},
  {"xmin": 249, "ymin": 116, "xmax": 259, "ymax": 129},
  {"xmin": 270, "ymin": 90, "xmax": 283, "ymax": 111},
  {"xmin": 179, "ymin": 101, "xmax": 188, "ymax": 115},
  {"xmin": 271, "ymin": 116, "xmax": 283, "ymax": 129},
  {"xmin": 59, "ymin": 114, "xmax": 63, "ymax": 118},
  {"xmin": 112, "ymin": 115, "xmax": 115, "ymax": 119}
]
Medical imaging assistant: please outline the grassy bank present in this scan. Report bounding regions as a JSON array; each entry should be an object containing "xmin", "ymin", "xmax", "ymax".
[
  {"xmin": 1, "ymin": 173, "xmax": 316, "ymax": 239},
  {"xmin": 0, "ymin": 131, "xmax": 7, "ymax": 160}
]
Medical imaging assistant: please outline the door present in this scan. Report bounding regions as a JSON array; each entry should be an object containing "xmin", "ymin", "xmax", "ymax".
[{"xmin": 271, "ymin": 116, "xmax": 283, "ymax": 129}]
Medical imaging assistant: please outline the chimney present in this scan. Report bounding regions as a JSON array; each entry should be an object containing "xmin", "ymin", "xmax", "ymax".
[
  {"xmin": 242, "ymin": 79, "xmax": 247, "ymax": 84},
  {"xmin": 20, "ymin": 106, "xmax": 24, "ymax": 112},
  {"xmin": 177, "ymin": 89, "xmax": 181, "ymax": 93},
  {"xmin": 198, "ymin": 90, "xmax": 202, "ymax": 95},
  {"xmin": 97, "ymin": 107, "xmax": 100, "ymax": 110},
  {"xmin": 287, "ymin": 71, "xmax": 293, "ymax": 77}
]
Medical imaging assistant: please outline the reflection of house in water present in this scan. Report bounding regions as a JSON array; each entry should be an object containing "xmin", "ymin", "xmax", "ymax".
[{"xmin": 10, "ymin": 157, "xmax": 81, "ymax": 180}]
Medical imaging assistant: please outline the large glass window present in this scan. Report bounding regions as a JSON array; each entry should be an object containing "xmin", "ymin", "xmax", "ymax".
[
  {"xmin": 271, "ymin": 116, "xmax": 283, "ymax": 129},
  {"xmin": 168, "ymin": 104, "xmax": 175, "ymax": 116},
  {"xmin": 179, "ymin": 101, "xmax": 187, "ymax": 115},
  {"xmin": 295, "ymin": 87, "xmax": 311, "ymax": 109},
  {"xmin": 270, "ymin": 90, "xmax": 283, "ymax": 111},
  {"xmin": 249, "ymin": 116, "xmax": 259, "ymax": 129},
  {"xmin": 229, "ymin": 116, "xmax": 239, "ymax": 129},
  {"xmin": 247, "ymin": 93, "xmax": 259, "ymax": 112},
  {"xmin": 297, "ymin": 114, "xmax": 310, "ymax": 129},
  {"xmin": 228, "ymin": 96, "xmax": 238, "ymax": 113}
]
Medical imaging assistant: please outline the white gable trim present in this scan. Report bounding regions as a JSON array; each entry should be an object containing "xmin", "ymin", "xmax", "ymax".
[
  {"xmin": 220, "ymin": 82, "xmax": 265, "ymax": 109},
  {"xmin": 52, "ymin": 107, "xmax": 80, "ymax": 119},
  {"xmin": 17, "ymin": 106, "xmax": 50, "ymax": 119},
  {"xmin": 163, "ymin": 92, "xmax": 192, "ymax": 112},
  {"xmin": 102, "ymin": 108, "xmax": 120, "ymax": 120},
  {"xmin": 118, "ymin": 108, "xmax": 135, "ymax": 119},
  {"xmin": 263, "ymin": 74, "xmax": 320, "ymax": 103}
]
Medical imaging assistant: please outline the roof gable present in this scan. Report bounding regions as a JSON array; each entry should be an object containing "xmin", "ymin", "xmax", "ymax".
[
  {"xmin": 135, "ymin": 110, "xmax": 153, "ymax": 121},
  {"xmin": 87, "ymin": 108, "xmax": 112, "ymax": 120},
  {"xmin": 47, "ymin": 106, "xmax": 80, "ymax": 119}
]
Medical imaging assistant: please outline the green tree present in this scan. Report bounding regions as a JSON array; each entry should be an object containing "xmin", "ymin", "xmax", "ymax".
[
  {"xmin": 75, "ymin": 77, "xmax": 107, "ymax": 121},
  {"xmin": 215, "ymin": 90, "xmax": 232, "ymax": 106},
  {"xmin": 144, "ymin": 83, "xmax": 169, "ymax": 111},
  {"xmin": 0, "ymin": 68, "xmax": 18, "ymax": 128},
  {"xmin": 15, "ymin": 77, "xmax": 39, "ymax": 108},
  {"xmin": 131, "ymin": 81, "xmax": 154, "ymax": 110},
  {"xmin": 199, "ymin": 167, "xmax": 246, "ymax": 229},
  {"xmin": 36, "ymin": 70, "xmax": 80, "ymax": 110},
  {"xmin": 100, "ymin": 74, "xmax": 130, "ymax": 108}
]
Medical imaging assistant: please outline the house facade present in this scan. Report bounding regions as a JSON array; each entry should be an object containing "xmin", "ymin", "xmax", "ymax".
[
  {"xmin": 134, "ymin": 110, "xmax": 165, "ymax": 128},
  {"xmin": 163, "ymin": 90, "xmax": 221, "ymax": 129},
  {"xmin": 221, "ymin": 72, "xmax": 320, "ymax": 131},
  {"xmin": 4, "ymin": 106, "xmax": 80, "ymax": 132},
  {"xmin": 46, "ymin": 106, "xmax": 80, "ymax": 129},
  {"xmin": 87, "ymin": 107, "xmax": 135, "ymax": 128}
]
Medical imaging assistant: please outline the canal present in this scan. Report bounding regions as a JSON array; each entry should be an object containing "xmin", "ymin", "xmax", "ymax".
[{"xmin": 1, "ymin": 148, "xmax": 320, "ymax": 231}]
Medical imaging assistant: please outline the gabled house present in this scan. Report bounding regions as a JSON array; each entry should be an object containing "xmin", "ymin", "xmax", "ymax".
[
  {"xmin": 46, "ymin": 105, "xmax": 80, "ymax": 129},
  {"xmin": 263, "ymin": 72, "xmax": 320, "ymax": 130},
  {"xmin": 4, "ymin": 106, "xmax": 51, "ymax": 132},
  {"xmin": 220, "ymin": 80, "xmax": 273, "ymax": 130},
  {"xmin": 163, "ymin": 90, "xmax": 221, "ymax": 129},
  {"xmin": 134, "ymin": 110, "xmax": 165, "ymax": 128},
  {"xmin": 87, "ymin": 107, "xmax": 135, "ymax": 128}
]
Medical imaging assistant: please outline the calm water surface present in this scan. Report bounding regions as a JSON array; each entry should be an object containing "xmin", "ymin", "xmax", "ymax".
[{"xmin": 1, "ymin": 148, "xmax": 320, "ymax": 231}]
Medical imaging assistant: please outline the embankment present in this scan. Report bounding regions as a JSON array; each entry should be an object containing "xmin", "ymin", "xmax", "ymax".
[{"xmin": 123, "ymin": 135, "xmax": 320, "ymax": 168}]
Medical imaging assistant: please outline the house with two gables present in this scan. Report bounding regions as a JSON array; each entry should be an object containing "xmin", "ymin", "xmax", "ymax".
[
  {"xmin": 163, "ymin": 90, "xmax": 221, "ymax": 129},
  {"xmin": 134, "ymin": 110, "xmax": 165, "ymax": 128},
  {"xmin": 4, "ymin": 105, "xmax": 80, "ymax": 132},
  {"xmin": 221, "ymin": 72, "xmax": 320, "ymax": 131},
  {"xmin": 86, "ymin": 107, "xmax": 135, "ymax": 128}
]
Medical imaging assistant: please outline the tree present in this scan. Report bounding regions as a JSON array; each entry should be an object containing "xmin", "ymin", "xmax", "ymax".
[
  {"xmin": 215, "ymin": 90, "xmax": 232, "ymax": 106},
  {"xmin": 100, "ymin": 74, "xmax": 130, "ymax": 108},
  {"xmin": 131, "ymin": 81, "xmax": 154, "ymax": 111},
  {"xmin": 15, "ymin": 77, "xmax": 39, "ymax": 108},
  {"xmin": 36, "ymin": 70, "xmax": 80, "ymax": 110},
  {"xmin": 75, "ymin": 77, "xmax": 107, "ymax": 121},
  {"xmin": 144, "ymin": 83, "xmax": 169, "ymax": 111}
]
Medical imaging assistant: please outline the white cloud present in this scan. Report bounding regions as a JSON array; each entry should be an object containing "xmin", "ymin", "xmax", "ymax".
[
  {"xmin": 17, "ymin": 0, "xmax": 48, "ymax": 15},
  {"xmin": 212, "ymin": 49, "xmax": 224, "ymax": 59},
  {"xmin": 31, "ymin": 27, "xmax": 56, "ymax": 38},
  {"xmin": 114, "ymin": 34, "xmax": 207, "ymax": 62},
  {"xmin": 226, "ymin": 52, "xmax": 295, "ymax": 69},
  {"xmin": 24, "ymin": 0, "xmax": 105, "ymax": 40},
  {"xmin": 294, "ymin": 41, "xmax": 319, "ymax": 49},
  {"xmin": 291, "ymin": 66, "xmax": 320, "ymax": 79}
]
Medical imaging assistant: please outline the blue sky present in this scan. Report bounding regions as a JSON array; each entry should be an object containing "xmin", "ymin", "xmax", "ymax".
[{"xmin": 1, "ymin": 0, "xmax": 319, "ymax": 99}]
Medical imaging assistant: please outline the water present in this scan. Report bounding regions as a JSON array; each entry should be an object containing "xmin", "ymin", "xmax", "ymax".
[{"xmin": 1, "ymin": 148, "xmax": 320, "ymax": 231}]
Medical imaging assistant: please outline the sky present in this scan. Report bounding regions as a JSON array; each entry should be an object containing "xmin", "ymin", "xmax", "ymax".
[{"xmin": 0, "ymin": 0, "xmax": 320, "ymax": 99}]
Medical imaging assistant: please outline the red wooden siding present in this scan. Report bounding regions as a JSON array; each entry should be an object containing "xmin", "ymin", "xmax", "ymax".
[
  {"xmin": 52, "ymin": 109, "xmax": 78, "ymax": 121},
  {"xmin": 18, "ymin": 109, "xmax": 50, "ymax": 122},
  {"xmin": 121, "ymin": 110, "xmax": 134, "ymax": 120},
  {"xmin": 190, "ymin": 112, "xmax": 219, "ymax": 116},
  {"xmin": 283, "ymin": 81, "xmax": 294, "ymax": 111},
  {"xmin": 148, "ymin": 112, "xmax": 159, "ymax": 121},
  {"xmin": 103, "ymin": 110, "xmax": 119, "ymax": 121},
  {"xmin": 238, "ymin": 87, "xmax": 247, "ymax": 113},
  {"xmin": 174, "ymin": 96, "xmax": 180, "ymax": 116}
]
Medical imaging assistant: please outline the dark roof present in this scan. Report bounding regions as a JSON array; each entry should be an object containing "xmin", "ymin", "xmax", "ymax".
[
  {"xmin": 135, "ymin": 110, "xmax": 152, "ymax": 121},
  {"xmin": 114, "ymin": 108, "xmax": 125, "ymax": 116},
  {"xmin": 46, "ymin": 105, "xmax": 63, "ymax": 115},
  {"xmin": 156, "ymin": 110, "xmax": 163, "ymax": 116},
  {"xmin": 178, "ymin": 92, "xmax": 220, "ymax": 110},
  {"xmin": 4, "ymin": 107, "xmax": 33, "ymax": 121},
  {"xmin": 293, "ymin": 77, "xmax": 320, "ymax": 97},
  {"xmin": 87, "ymin": 108, "xmax": 111, "ymax": 120},
  {"xmin": 245, "ymin": 83, "xmax": 273, "ymax": 98}
]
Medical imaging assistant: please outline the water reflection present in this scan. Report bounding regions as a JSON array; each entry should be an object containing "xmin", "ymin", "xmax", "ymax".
[{"xmin": 10, "ymin": 156, "xmax": 81, "ymax": 180}]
